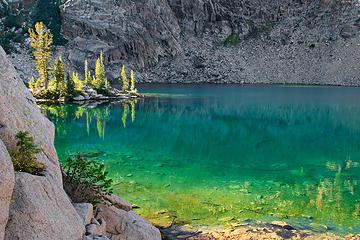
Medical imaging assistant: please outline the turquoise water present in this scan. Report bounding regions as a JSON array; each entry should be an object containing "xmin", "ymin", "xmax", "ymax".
[{"xmin": 43, "ymin": 85, "xmax": 360, "ymax": 234}]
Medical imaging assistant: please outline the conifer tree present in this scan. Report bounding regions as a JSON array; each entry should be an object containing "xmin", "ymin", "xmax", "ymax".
[
  {"xmin": 84, "ymin": 59, "xmax": 92, "ymax": 86},
  {"xmin": 130, "ymin": 69, "xmax": 137, "ymax": 93},
  {"xmin": 53, "ymin": 56, "xmax": 66, "ymax": 96},
  {"xmin": 29, "ymin": 77, "xmax": 36, "ymax": 91},
  {"xmin": 28, "ymin": 22, "xmax": 53, "ymax": 89},
  {"xmin": 93, "ymin": 52, "xmax": 107, "ymax": 90},
  {"xmin": 72, "ymin": 72, "xmax": 83, "ymax": 91},
  {"xmin": 120, "ymin": 65, "xmax": 129, "ymax": 92},
  {"xmin": 66, "ymin": 72, "xmax": 76, "ymax": 97}
]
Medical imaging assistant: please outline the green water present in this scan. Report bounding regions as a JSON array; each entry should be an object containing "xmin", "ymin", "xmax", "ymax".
[{"xmin": 43, "ymin": 85, "xmax": 360, "ymax": 234}]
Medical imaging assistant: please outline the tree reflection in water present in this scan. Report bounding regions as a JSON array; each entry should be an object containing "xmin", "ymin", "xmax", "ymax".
[{"xmin": 41, "ymin": 99, "xmax": 138, "ymax": 139}]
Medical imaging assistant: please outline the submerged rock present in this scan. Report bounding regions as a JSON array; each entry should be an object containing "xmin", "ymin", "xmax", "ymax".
[
  {"xmin": 219, "ymin": 216, "xmax": 235, "ymax": 222},
  {"xmin": 271, "ymin": 221, "xmax": 295, "ymax": 230}
]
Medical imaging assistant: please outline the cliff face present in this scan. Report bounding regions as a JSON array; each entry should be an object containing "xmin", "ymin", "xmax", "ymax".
[
  {"xmin": 0, "ymin": 46, "xmax": 85, "ymax": 240},
  {"xmin": 60, "ymin": 0, "xmax": 360, "ymax": 85},
  {"xmin": 60, "ymin": 0, "xmax": 182, "ymax": 77}
]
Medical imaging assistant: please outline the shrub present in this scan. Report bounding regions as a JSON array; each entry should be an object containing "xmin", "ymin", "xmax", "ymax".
[
  {"xmin": 224, "ymin": 33, "xmax": 240, "ymax": 47},
  {"xmin": 62, "ymin": 153, "xmax": 113, "ymax": 204},
  {"xmin": 10, "ymin": 131, "xmax": 45, "ymax": 174}
]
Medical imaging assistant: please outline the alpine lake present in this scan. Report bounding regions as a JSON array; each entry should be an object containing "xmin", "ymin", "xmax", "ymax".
[{"xmin": 42, "ymin": 84, "xmax": 360, "ymax": 235}]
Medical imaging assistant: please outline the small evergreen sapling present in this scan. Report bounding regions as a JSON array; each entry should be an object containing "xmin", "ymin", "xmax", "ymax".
[
  {"xmin": 10, "ymin": 131, "xmax": 45, "ymax": 174},
  {"xmin": 120, "ymin": 65, "xmax": 129, "ymax": 92},
  {"xmin": 130, "ymin": 69, "xmax": 137, "ymax": 93},
  {"xmin": 53, "ymin": 56, "xmax": 67, "ymax": 97},
  {"xmin": 28, "ymin": 76, "xmax": 36, "ymax": 91},
  {"xmin": 72, "ymin": 72, "xmax": 83, "ymax": 91},
  {"xmin": 93, "ymin": 52, "xmax": 108, "ymax": 90},
  {"xmin": 66, "ymin": 72, "xmax": 76, "ymax": 97},
  {"xmin": 84, "ymin": 59, "xmax": 92, "ymax": 86}
]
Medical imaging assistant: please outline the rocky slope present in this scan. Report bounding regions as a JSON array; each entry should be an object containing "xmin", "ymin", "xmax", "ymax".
[
  {"xmin": 0, "ymin": 46, "xmax": 161, "ymax": 240},
  {"xmin": 59, "ymin": 0, "xmax": 360, "ymax": 85},
  {"xmin": 0, "ymin": 45, "xmax": 85, "ymax": 239}
]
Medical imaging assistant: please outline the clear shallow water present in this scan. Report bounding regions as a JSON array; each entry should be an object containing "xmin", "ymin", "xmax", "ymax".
[{"xmin": 43, "ymin": 85, "xmax": 360, "ymax": 234}]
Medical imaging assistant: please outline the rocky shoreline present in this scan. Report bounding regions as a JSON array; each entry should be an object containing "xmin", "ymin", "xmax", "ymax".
[
  {"xmin": 35, "ymin": 87, "xmax": 142, "ymax": 104},
  {"xmin": 160, "ymin": 223, "xmax": 360, "ymax": 240}
]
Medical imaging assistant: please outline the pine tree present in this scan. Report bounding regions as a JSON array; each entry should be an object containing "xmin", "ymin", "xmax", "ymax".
[
  {"xmin": 66, "ymin": 72, "xmax": 76, "ymax": 97},
  {"xmin": 93, "ymin": 52, "xmax": 107, "ymax": 90},
  {"xmin": 130, "ymin": 69, "xmax": 137, "ymax": 93},
  {"xmin": 72, "ymin": 72, "xmax": 83, "ymax": 91},
  {"xmin": 28, "ymin": 76, "xmax": 36, "ymax": 91},
  {"xmin": 53, "ymin": 56, "xmax": 66, "ymax": 97},
  {"xmin": 120, "ymin": 65, "xmax": 129, "ymax": 92},
  {"xmin": 28, "ymin": 22, "xmax": 53, "ymax": 89},
  {"xmin": 84, "ymin": 59, "xmax": 92, "ymax": 86}
]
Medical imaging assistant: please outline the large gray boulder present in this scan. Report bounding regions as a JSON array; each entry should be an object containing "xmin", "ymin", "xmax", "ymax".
[
  {"xmin": 0, "ymin": 47, "xmax": 62, "ymax": 184},
  {"xmin": 95, "ymin": 204, "xmax": 161, "ymax": 240},
  {"xmin": 0, "ymin": 46, "xmax": 85, "ymax": 240},
  {"xmin": 0, "ymin": 140, "xmax": 14, "ymax": 240},
  {"xmin": 73, "ymin": 203, "xmax": 94, "ymax": 225},
  {"xmin": 4, "ymin": 173, "xmax": 85, "ymax": 240}
]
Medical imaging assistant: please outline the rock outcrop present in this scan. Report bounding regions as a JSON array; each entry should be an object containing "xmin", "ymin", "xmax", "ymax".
[
  {"xmin": 73, "ymin": 203, "xmax": 94, "ymax": 225},
  {"xmin": 0, "ymin": 46, "xmax": 61, "ymax": 183},
  {"xmin": 0, "ymin": 46, "xmax": 85, "ymax": 240},
  {"xmin": 95, "ymin": 204, "xmax": 161, "ymax": 240},
  {"xmin": 0, "ymin": 140, "xmax": 14, "ymax": 240},
  {"xmin": 4, "ymin": 173, "xmax": 85, "ymax": 240},
  {"xmin": 60, "ymin": 0, "xmax": 182, "ymax": 79},
  {"xmin": 60, "ymin": 0, "xmax": 360, "ymax": 85}
]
